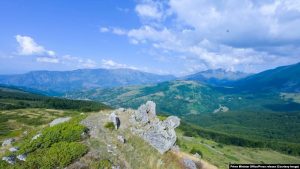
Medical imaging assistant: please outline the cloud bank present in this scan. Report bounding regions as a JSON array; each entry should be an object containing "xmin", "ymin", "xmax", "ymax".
[{"xmin": 103, "ymin": 0, "xmax": 300, "ymax": 74}]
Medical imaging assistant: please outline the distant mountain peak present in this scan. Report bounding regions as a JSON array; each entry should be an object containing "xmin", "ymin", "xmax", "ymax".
[{"xmin": 183, "ymin": 68, "xmax": 249, "ymax": 86}]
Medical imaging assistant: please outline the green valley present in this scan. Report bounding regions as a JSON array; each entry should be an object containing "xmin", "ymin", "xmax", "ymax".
[{"xmin": 66, "ymin": 80, "xmax": 300, "ymax": 156}]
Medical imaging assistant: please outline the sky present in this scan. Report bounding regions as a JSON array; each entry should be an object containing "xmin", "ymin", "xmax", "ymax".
[{"xmin": 0, "ymin": 0, "xmax": 300, "ymax": 76}]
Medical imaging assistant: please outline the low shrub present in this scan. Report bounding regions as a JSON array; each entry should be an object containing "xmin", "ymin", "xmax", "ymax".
[
  {"xmin": 24, "ymin": 142, "xmax": 88, "ymax": 169},
  {"xmin": 98, "ymin": 159, "xmax": 112, "ymax": 169},
  {"xmin": 104, "ymin": 122, "xmax": 115, "ymax": 131},
  {"xmin": 190, "ymin": 148, "xmax": 203, "ymax": 157},
  {"xmin": 19, "ymin": 118, "xmax": 87, "ymax": 154}
]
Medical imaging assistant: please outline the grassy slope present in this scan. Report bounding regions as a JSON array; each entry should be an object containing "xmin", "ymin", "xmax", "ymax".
[
  {"xmin": 0, "ymin": 108, "xmax": 78, "ymax": 141},
  {"xmin": 177, "ymin": 129, "xmax": 300, "ymax": 169},
  {"xmin": 0, "ymin": 87, "xmax": 111, "ymax": 168},
  {"xmin": 0, "ymin": 86, "xmax": 110, "ymax": 141},
  {"xmin": 0, "ymin": 86, "xmax": 110, "ymax": 111}
]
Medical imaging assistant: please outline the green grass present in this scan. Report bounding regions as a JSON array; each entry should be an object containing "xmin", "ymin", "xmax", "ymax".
[
  {"xmin": 176, "ymin": 129, "xmax": 300, "ymax": 169},
  {"xmin": 0, "ymin": 108, "xmax": 82, "ymax": 141},
  {"xmin": 0, "ymin": 86, "xmax": 111, "ymax": 111},
  {"xmin": 1, "ymin": 115, "xmax": 88, "ymax": 169},
  {"xmin": 104, "ymin": 122, "xmax": 115, "ymax": 131},
  {"xmin": 0, "ymin": 86, "xmax": 110, "ymax": 142},
  {"xmin": 98, "ymin": 159, "xmax": 112, "ymax": 169}
]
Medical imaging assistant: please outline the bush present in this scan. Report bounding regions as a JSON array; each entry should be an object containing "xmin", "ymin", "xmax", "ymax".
[
  {"xmin": 25, "ymin": 142, "xmax": 88, "ymax": 169},
  {"xmin": 217, "ymin": 143, "xmax": 224, "ymax": 148},
  {"xmin": 104, "ymin": 122, "xmax": 115, "ymax": 131},
  {"xmin": 98, "ymin": 159, "xmax": 112, "ymax": 169},
  {"xmin": 20, "ymin": 118, "xmax": 87, "ymax": 154},
  {"xmin": 190, "ymin": 148, "xmax": 203, "ymax": 157}
]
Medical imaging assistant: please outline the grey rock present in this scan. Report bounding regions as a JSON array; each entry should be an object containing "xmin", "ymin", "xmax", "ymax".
[
  {"xmin": 9, "ymin": 147, "xmax": 19, "ymax": 152},
  {"xmin": 145, "ymin": 101, "xmax": 156, "ymax": 119},
  {"xmin": 112, "ymin": 166, "xmax": 120, "ymax": 169},
  {"xmin": 162, "ymin": 116, "xmax": 180, "ymax": 128},
  {"xmin": 141, "ymin": 124, "xmax": 177, "ymax": 154},
  {"xmin": 17, "ymin": 154, "xmax": 27, "ymax": 161},
  {"xmin": 183, "ymin": 158, "xmax": 197, "ymax": 169},
  {"xmin": 130, "ymin": 101, "xmax": 180, "ymax": 154},
  {"xmin": 117, "ymin": 135, "xmax": 126, "ymax": 143},
  {"xmin": 31, "ymin": 133, "xmax": 41, "ymax": 141},
  {"xmin": 81, "ymin": 132, "xmax": 88, "ymax": 139},
  {"xmin": 135, "ymin": 101, "xmax": 157, "ymax": 124},
  {"xmin": 2, "ymin": 138, "xmax": 15, "ymax": 147},
  {"xmin": 2, "ymin": 156, "xmax": 16, "ymax": 164},
  {"xmin": 49, "ymin": 117, "xmax": 71, "ymax": 126},
  {"xmin": 109, "ymin": 112, "xmax": 120, "ymax": 129},
  {"xmin": 135, "ymin": 104, "xmax": 149, "ymax": 124},
  {"xmin": 193, "ymin": 153, "xmax": 201, "ymax": 159},
  {"xmin": 23, "ymin": 131, "xmax": 28, "ymax": 135}
]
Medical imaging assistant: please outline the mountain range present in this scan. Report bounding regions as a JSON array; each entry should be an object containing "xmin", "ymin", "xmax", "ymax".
[
  {"xmin": 0, "ymin": 67, "xmax": 248, "ymax": 95},
  {"xmin": 0, "ymin": 68, "xmax": 175, "ymax": 95},
  {"xmin": 232, "ymin": 62, "xmax": 300, "ymax": 92}
]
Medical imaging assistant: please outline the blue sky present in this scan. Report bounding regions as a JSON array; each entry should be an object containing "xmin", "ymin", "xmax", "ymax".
[{"xmin": 0, "ymin": 0, "xmax": 300, "ymax": 76}]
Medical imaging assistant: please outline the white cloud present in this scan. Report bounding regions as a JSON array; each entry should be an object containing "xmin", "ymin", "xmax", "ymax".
[
  {"xmin": 14, "ymin": 35, "xmax": 98, "ymax": 69},
  {"xmin": 36, "ymin": 57, "xmax": 59, "ymax": 63},
  {"xmin": 128, "ymin": 26, "xmax": 177, "ymax": 47},
  {"xmin": 61, "ymin": 55, "xmax": 97, "ymax": 68},
  {"xmin": 80, "ymin": 59, "xmax": 97, "ymax": 68},
  {"xmin": 100, "ymin": 27, "xmax": 109, "ymax": 33},
  {"xmin": 100, "ymin": 59, "xmax": 137, "ymax": 69},
  {"xmin": 99, "ymin": 27, "xmax": 127, "ymax": 35},
  {"xmin": 108, "ymin": 0, "xmax": 300, "ymax": 73},
  {"xmin": 168, "ymin": 0, "xmax": 300, "ymax": 43},
  {"xmin": 135, "ymin": 2, "xmax": 163, "ymax": 20},
  {"xmin": 112, "ymin": 28, "xmax": 127, "ymax": 35},
  {"xmin": 15, "ymin": 35, "xmax": 55, "ymax": 56}
]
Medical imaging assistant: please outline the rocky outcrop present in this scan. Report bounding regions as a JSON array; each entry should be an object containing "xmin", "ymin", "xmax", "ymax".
[
  {"xmin": 2, "ymin": 156, "xmax": 16, "ymax": 164},
  {"xmin": 129, "ymin": 101, "xmax": 180, "ymax": 154},
  {"xmin": 109, "ymin": 112, "xmax": 120, "ymax": 129},
  {"xmin": 2, "ymin": 138, "xmax": 15, "ymax": 147},
  {"xmin": 49, "ymin": 117, "xmax": 71, "ymax": 126}
]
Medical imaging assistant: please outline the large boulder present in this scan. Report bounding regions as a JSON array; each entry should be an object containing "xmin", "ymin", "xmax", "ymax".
[
  {"xmin": 130, "ymin": 101, "xmax": 180, "ymax": 154},
  {"xmin": 141, "ymin": 122, "xmax": 178, "ymax": 154},
  {"xmin": 135, "ymin": 104, "xmax": 149, "ymax": 124},
  {"xmin": 109, "ymin": 112, "xmax": 120, "ymax": 129},
  {"xmin": 162, "ymin": 116, "xmax": 180, "ymax": 128},
  {"xmin": 145, "ymin": 101, "xmax": 156, "ymax": 119},
  {"xmin": 134, "ymin": 101, "xmax": 157, "ymax": 124}
]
